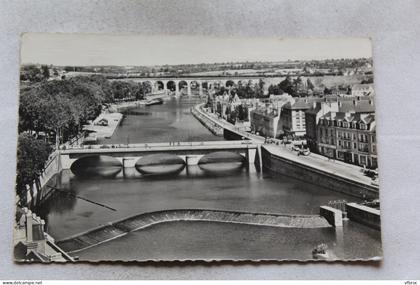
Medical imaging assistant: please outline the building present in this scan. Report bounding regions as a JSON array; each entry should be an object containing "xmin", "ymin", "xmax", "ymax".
[
  {"xmin": 250, "ymin": 95, "xmax": 293, "ymax": 138},
  {"xmin": 317, "ymin": 108, "xmax": 377, "ymax": 168},
  {"xmin": 305, "ymin": 101, "xmax": 339, "ymax": 152},
  {"xmin": 250, "ymin": 105, "xmax": 282, "ymax": 138},
  {"xmin": 282, "ymin": 97, "xmax": 320, "ymax": 138},
  {"xmin": 351, "ymin": 83, "xmax": 375, "ymax": 97},
  {"xmin": 305, "ymin": 96, "xmax": 375, "ymax": 153}
]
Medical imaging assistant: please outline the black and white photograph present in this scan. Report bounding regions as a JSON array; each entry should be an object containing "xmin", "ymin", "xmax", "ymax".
[{"xmin": 14, "ymin": 34, "xmax": 382, "ymax": 262}]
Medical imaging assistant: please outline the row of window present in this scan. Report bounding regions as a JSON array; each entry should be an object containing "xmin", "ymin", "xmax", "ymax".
[
  {"xmin": 329, "ymin": 150, "xmax": 378, "ymax": 168},
  {"xmin": 336, "ymin": 140, "xmax": 376, "ymax": 153},
  {"xmin": 319, "ymin": 128, "xmax": 375, "ymax": 143},
  {"xmin": 319, "ymin": 118, "xmax": 369, "ymax": 130}
]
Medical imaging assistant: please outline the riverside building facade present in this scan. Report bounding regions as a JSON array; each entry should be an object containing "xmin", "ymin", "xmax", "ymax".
[
  {"xmin": 315, "ymin": 98, "xmax": 377, "ymax": 168},
  {"xmin": 250, "ymin": 94, "xmax": 294, "ymax": 138}
]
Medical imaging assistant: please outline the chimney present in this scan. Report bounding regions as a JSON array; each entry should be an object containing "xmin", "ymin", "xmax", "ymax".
[
  {"xmin": 353, "ymin": 100, "xmax": 357, "ymax": 106},
  {"xmin": 338, "ymin": 101, "xmax": 342, "ymax": 108},
  {"xmin": 313, "ymin": 102, "xmax": 317, "ymax": 108},
  {"xmin": 357, "ymin": 96, "xmax": 361, "ymax": 101},
  {"xmin": 369, "ymin": 99, "xmax": 374, "ymax": 105}
]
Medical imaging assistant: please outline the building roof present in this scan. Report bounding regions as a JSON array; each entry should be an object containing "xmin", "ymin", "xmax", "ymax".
[
  {"xmin": 306, "ymin": 96, "xmax": 375, "ymax": 114},
  {"xmin": 352, "ymin": 83, "xmax": 374, "ymax": 90},
  {"xmin": 338, "ymin": 99, "xmax": 375, "ymax": 113},
  {"xmin": 320, "ymin": 111, "xmax": 376, "ymax": 130},
  {"xmin": 283, "ymin": 97, "xmax": 320, "ymax": 110}
]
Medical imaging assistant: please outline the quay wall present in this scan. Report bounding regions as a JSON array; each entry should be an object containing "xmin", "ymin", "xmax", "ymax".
[
  {"xmin": 191, "ymin": 106, "xmax": 224, "ymax": 136},
  {"xmin": 223, "ymin": 128, "xmax": 249, "ymax": 140},
  {"xmin": 346, "ymin": 203, "xmax": 381, "ymax": 230},
  {"xmin": 109, "ymin": 101, "xmax": 145, "ymax": 113},
  {"xmin": 261, "ymin": 147, "xmax": 379, "ymax": 200},
  {"xmin": 25, "ymin": 151, "xmax": 62, "ymax": 205},
  {"xmin": 320, "ymin": 206, "xmax": 343, "ymax": 227}
]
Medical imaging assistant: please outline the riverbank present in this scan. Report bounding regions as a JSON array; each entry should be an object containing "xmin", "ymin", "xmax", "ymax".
[
  {"xmin": 195, "ymin": 103, "xmax": 379, "ymax": 198},
  {"xmin": 83, "ymin": 112, "xmax": 123, "ymax": 140},
  {"xmin": 108, "ymin": 100, "xmax": 146, "ymax": 113},
  {"xmin": 191, "ymin": 105, "xmax": 224, "ymax": 136}
]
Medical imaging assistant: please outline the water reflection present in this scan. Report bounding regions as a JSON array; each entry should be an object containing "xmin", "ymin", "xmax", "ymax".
[
  {"xmin": 99, "ymin": 97, "xmax": 221, "ymax": 144},
  {"xmin": 198, "ymin": 151, "xmax": 245, "ymax": 174}
]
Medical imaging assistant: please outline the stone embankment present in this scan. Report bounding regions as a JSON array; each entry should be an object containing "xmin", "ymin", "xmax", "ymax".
[
  {"xmin": 56, "ymin": 209, "xmax": 331, "ymax": 253},
  {"xmin": 193, "ymin": 104, "xmax": 379, "ymax": 199},
  {"xmin": 83, "ymin": 112, "xmax": 123, "ymax": 139},
  {"xmin": 191, "ymin": 104, "xmax": 224, "ymax": 136},
  {"xmin": 108, "ymin": 100, "xmax": 146, "ymax": 113}
]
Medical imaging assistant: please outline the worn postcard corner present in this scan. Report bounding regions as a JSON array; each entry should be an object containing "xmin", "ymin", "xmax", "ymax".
[{"xmin": 14, "ymin": 34, "xmax": 381, "ymax": 263}]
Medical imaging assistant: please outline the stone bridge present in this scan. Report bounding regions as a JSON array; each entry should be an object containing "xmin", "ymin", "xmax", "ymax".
[
  {"xmin": 113, "ymin": 75, "xmax": 286, "ymax": 96},
  {"xmin": 59, "ymin": 140, "xmax": 260, "ymax": 170}
]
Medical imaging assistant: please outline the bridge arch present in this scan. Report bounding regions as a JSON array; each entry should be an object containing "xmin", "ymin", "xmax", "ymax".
[
  {"xmin": 178, "ymin": 80, "xmax": 188, "ymax": 95},
  {"xmin": 198, "ymin": 151, "xmax": 246, "ymax": 173},
  {"xmin": 190, "ymin": 80, "xmax": 201, "ymax": 96},
  {"xmin": 70, "ymin": 155, "xmax": 122, "ymax": 177},
  {"xmin": 135, "ymin": 153, "xmax": 185, "ymax": 175},
  {"xmin": 155, "ymin": 81, "xmax": 165, "ymax": 91},
  {"xmin": 167, "ymin": 80, "xmax": 176, "ymax": 92}
]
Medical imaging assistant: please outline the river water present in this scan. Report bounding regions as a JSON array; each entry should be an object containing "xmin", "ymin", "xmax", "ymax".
[{"xmin": 39, "ymin": 96, "xmax": 382, "ymax": 260}]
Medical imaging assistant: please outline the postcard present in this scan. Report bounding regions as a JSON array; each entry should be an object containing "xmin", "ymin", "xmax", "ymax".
[{"xmin": 14, "ymin": 34, "xmax": 381, "ymax": 262}]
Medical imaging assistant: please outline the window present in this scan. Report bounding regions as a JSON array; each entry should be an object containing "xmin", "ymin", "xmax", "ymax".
[
  {"xmin": 353, "ymin": 142, "xmax": 357, "ymax": 149},
  {"xmin": 372, "ymin": 157, "xmax": 378, "ymax": 168},
  {"xmin": 360, "ymin": 123, "xmax": 366, "ymax": 130}
]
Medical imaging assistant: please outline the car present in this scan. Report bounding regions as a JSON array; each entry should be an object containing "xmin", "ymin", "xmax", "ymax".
[
  {"xmin": 292, "ymin": 145, "xmax": 301, "ymax": 151},
  {"xmin": 299, "ymin": 149, "xmax": 310, "ymax": 156}
]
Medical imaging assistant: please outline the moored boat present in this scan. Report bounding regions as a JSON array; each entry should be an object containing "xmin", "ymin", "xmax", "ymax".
[{"xmin": 145, "ymin": 98, "xmax": 164, "ymax": 106}]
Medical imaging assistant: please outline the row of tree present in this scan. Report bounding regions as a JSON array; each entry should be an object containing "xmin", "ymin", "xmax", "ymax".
[
  {"xmin": 16, "ymin": 75, "xmax": 152, "ymax": 203},
  {"xmin": 267, "ymin": 76, "xmax": 315, "ymax": 97},
  {"xmin": 110, "ymin": 80, "xmax": 151, "ymax": 101},
  {"xmin": 215, "ymin": 80, "xmax": 266, "ymax": 99}
]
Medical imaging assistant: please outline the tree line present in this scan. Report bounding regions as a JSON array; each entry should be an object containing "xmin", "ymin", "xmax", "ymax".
[
  {"xmin": 16, "ymin": 74, "xmax": 150, "ymax": 204},
  {"xmin": 215, "ymin": 79, "xmax": 266, "ymax": 99}
]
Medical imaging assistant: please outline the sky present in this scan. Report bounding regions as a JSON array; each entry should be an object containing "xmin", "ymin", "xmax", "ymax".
[{"xmin": 21, "ymin": 33, "xmax": 372, "ymax": 66}]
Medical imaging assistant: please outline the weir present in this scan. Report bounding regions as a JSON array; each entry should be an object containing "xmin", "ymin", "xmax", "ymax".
[{"xmin": 56, "ymin": 209, "xmax": 332, "ymax": 253}]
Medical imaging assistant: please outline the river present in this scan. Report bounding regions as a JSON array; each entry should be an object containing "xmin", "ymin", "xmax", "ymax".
[{"xmin": 38, "ymin": 96, "xmax": 382, "ymax": 260}]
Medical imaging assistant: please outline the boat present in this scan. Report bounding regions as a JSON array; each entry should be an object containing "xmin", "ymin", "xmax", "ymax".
[{"xmin": 145, "ymin": 98, "xmax": 164, "ymax": 106}]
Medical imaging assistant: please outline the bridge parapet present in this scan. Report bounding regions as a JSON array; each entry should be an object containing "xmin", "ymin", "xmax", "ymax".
[
  {"xmin": 59, "ymin": 140, "xmax": 259, "ymax": 169},
  {"xmin": 60, "ymin": 140, "xmax": 258, "ymax": 155}
]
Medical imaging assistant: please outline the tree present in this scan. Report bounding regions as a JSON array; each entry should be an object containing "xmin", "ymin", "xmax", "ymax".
[
  {"xmin": 278, "ymin": 76, "xmax": 295, "ymax": 95},
  {"xmin": 19, "ymin": 76, "xmax": 109, "ymax": 145},
  {"xmin": 16, "ymin": 134, "xmax": 51, "ymax": 204},
  {"xmin": 41, "ymin": 65, "xmax": 50, "ymax": 79},
  {"xmin": 307, "ymin": 78, "xmax": 315, "ymax": 90}
]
